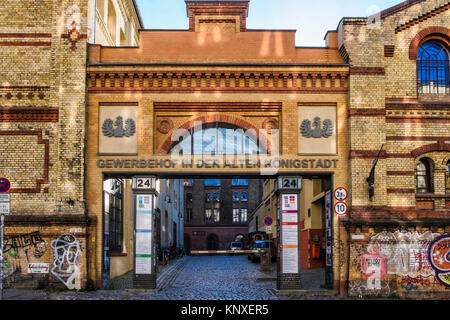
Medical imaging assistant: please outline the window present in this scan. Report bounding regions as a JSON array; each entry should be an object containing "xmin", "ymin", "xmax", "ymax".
[
  {"xmin": 103, "ymin": 178, "xmax": 123, "ymax": 252},
  {"xmin": 241, "ymin": 193, "xmax": 248, "ymax": 201},
  {"xmin": 417, "ymin": 41, "xmax": 449, "ymax": 94},
  {"xmin": 186, "ymin": 193, "xmax": 193, "ymax": 203},
  {"xmin": 416, "ymin": 158, "xmax": 433, "ymax": 193},
  {"xmin": 204, "ymin": 179, "xmax": 221, "ymax": 186},
  {"xmin": 185, "ymin": 208, "xmax": 192, "ymax": 223},
  {"xmin": 240, "ymin": 209, "xmax": 248, "ymax": 223},
  {"xmin": 213, "ymin": 193, "xmax": 220, "ymax": 202},
  {"xmin": 233, "ymin": 193, "xmax": 239, "ymax": 202},
  {"xmin": 205, "ymin": 193, "xmax": 212, "ymax": 203},
  {"xmin": 233, "ymin": 209, "xmax": 240, "ymax": 223},
  {"xmin": 446, "ymin": 160, "xmax": 450, "ymax": 194},
  {"xmin": 184, "ymin": 179, "xmax": 194, "ymax": 186},
  {"xmin": 213, "ymin": 209, "xmax": 220, "ymax": 223},
  {"xmin": 232, "ymin": 179, "xmax": 249, "ymax": 186},
  {"xmin": 205, "ymin": 209, "xmax": 212, "ymax": 223},
  {"xmin": 168, "ymin": 122, "xmax": 266, "ymax": 155}
]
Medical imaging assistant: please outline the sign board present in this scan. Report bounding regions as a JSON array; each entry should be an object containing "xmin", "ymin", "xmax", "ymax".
[
  {"xmin": 281, "ymin": 194, "xmax": 298, "ymax": 274},
  {"xmin": 265, "ymin": 226, "xmax": 272, "ymax": 234},
  {"xmin": 133, "ymin": 177, "xmax": 157, "ymax": 190},
  {"xmin": 0, "ymin": 194, "xmax": 10, "ymax": 214},
  {"xmin": 334, "ymin": 202, "xmax": 348, "ymax": 216},
  {"xmin": 28, "ymin": 263, "xmax": 49, "ymax": 274},
  {"xmin": 135, "ymin": 194, "xmax": 153, "ymax": 275},
  {"xmin": 264, "ymin": 216, "xmax": 273, "ymax": 226},
  {"xmin": 278, "ymin": 177, "xmax": 302, "ymax": 190},
  {"xmin": 0, "ymin": 178, "xmax": 10, "ymax": 193},
  {"xmin": 334, "ymin": 187, "xmax": 348, "ymax": 201}
]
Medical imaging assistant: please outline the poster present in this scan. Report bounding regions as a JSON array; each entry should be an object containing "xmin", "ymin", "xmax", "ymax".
[
  {"xmin": 281, "ymin": 194, "xmax": 299, "ymax": 274},
  {"xmin": 135, "ymin": 194, "xmax": 153, "ymax": 274},
  {"xmin": 135, "ymin": 256, "xmax": 152, "ymax": 275}
]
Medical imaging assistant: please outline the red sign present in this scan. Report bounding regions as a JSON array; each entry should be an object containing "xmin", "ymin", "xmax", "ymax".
[
  {"xmin": 0, "ymin": 178, "xmax": 11, "ymax": 193},
  {"xmin": 264, "ymin": 216, "xmax": 273, "ymax": 226},
  {"xmin": 334, "ymin": 202, "xmax": 348, "ymax": 216},
  {"xmin": 334, "ymin": 187, "xmax": 348, "ymax": 201}
]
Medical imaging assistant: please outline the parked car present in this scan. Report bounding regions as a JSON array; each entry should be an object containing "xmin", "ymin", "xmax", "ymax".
[
  {"xmin": 247, "ymin": 240, "xmax": 276, "ymax": 263},
  {"xmin": 230, "ymin": 241, "xmax": 243, "ymax": 251}
]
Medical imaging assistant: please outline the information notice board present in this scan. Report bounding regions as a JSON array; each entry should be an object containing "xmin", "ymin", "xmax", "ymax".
[
  {"xmin": 281, "ymin": 194, "xmax": 298, "ymax": 274},
  {"xmin": 135, "ymin": 194, "xmax": 153, "ymax": 275}
]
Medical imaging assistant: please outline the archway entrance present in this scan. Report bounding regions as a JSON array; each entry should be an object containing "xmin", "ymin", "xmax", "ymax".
[{"xmin": 206, "ymin": 234, "xmax": 219, "ymax": 250}]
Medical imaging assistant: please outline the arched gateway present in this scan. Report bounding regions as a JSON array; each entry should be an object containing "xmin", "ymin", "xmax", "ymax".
[{"xmin": 86, "ymin": 0, "xmax": 349, "ymax": 291}]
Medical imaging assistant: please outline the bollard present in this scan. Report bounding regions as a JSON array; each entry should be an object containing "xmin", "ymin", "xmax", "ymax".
[{"xmin": 260, "ymin": 249, "xmax": 270, "ymax": 267}]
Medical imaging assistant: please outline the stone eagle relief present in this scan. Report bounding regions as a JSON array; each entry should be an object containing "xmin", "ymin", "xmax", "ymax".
[
  {"xmin": 102, "ymin": 116, "xmax": 136, "ymax": 138},
  {"xmin": 300, "ymin": 117, "xmax": 334, "ymax": 138}
]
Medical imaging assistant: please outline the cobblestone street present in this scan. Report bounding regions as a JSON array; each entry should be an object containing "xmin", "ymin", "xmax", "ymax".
[{"xmin": 3, "ymin": 255, "xmax": 342, "ymax": 300}]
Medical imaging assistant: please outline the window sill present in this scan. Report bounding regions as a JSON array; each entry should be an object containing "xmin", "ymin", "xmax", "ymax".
[{"xmin": 418, "ymin": 93, "xmax": 450, "ymax": 103}]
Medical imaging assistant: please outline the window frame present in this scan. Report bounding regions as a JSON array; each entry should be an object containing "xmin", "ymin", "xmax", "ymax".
[
  {"xmin": 416, "ymin": 158, "xmax": 434, "ymax": 194},
  {"xmin": 417, "ymin": 40, "xmax": 450, "ymax": 94}
]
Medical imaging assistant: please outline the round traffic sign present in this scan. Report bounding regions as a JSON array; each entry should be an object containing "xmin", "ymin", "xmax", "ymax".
[
  {"xmin": 334, "ymin": 187, "xmax": 348, "ymax": 201},
  {"xmin": 264, "ymin": 216, "xmax": 273, "ymax": 226},
  {"xmin": 0, "ymin": 178, "xmax": 11, "ymax": 193},
  {"xmin": 334, "ymin": 202, "xmax": 348, "ymax": 216}
]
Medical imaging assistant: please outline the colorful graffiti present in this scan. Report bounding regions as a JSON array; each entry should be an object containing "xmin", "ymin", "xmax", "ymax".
[
  {"xmin": 428, "ymin": 234, "xmax": 450, "ymax": 287},
  {"xmin": 50, "ymin": 234, "xmax": 82, "ymax": 290},
  {"xmin": 352, "ymin": 231, "xmax": 448, "ymax": 296},
  {"xmin": 360, "ymin": 246, "xmax": 388, "ymax": 290},
  {"xmin": 367, "ymin": 231, "xmax": 439, "ymax": 278}
]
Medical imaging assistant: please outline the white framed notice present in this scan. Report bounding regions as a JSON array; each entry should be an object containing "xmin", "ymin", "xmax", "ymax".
[
  {"xmin": 281, "ymin": 194, "xmax": 299, "ymax": 274},
  {"xmin": 135, "ymin": 194, "xmax": 153, "ymax": 275}
]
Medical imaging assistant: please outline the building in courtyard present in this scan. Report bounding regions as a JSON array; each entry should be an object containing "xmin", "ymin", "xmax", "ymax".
[{"xmin": 184, "ymin": 178, "xmax": 263, "ymax": 252}]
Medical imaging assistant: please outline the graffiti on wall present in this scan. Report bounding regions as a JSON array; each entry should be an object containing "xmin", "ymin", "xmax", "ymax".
[
  {"xmin": 1, "ymin": 231, "xmax": 48, "ymax": 280},
  {"xmin": 50, "ymin": 234, "xmax": 82, "ymax": 290},
  {"xmin": 360, "ymin": 246, "xmax": 388, "ymax": 290},
  {"xmin": 348, "ymin": 279, "xmax": 394, "ymax": 298},
  {"xmin": 367, "ymin": 231, "xmax": 439, "ymax": 278},
  {"xmin": 428, "ymin": 234, "xmax": 450, "ymax": 287},
  {"xmin": 352, "ymin": 231, "xmax": 447, "ymax": 295}
]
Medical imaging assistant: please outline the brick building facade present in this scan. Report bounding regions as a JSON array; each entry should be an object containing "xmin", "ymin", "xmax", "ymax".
[
  {"xmin": 0, "ymin": 0, "xmax": 448, "ymax": 298},
  {"xmin": 184, "ymin": 178, "xmax": 263, "ymax": 251},
  {"xmin": 340, "ymin": 0, "xmax": 450, "ymax": 298}
]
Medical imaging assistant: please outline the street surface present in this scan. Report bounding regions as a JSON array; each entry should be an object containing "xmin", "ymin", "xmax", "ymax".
[{"xmin": 3, "ymin": 255, "xmax": 341, "ymax": 300}]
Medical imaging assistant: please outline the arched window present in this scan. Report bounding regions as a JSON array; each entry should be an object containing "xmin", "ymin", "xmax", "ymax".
[
  {"xmin": 168, "ymin": 122, "xmax": 266, "ymax": 155},
  {"xmin": 233, "ymin": 193, "xmax": 239, "ymax": 202},
  {"xmin": 241, "ymin": 192, "xmax": 248, "ymax": 201},
  {"xmin": 446, "ymin": 160, "xmax": 450, "ymax": 194},
  {"xmin": 416, "ymin": 158, "xmax": 433, "ymax": 193},
  {"xmin": 417, "ymin": 41, "xmax": 449, "ymax": 94}
]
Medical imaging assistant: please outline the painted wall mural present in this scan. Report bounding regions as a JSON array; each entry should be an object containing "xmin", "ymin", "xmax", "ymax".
[
  {"xmin": 50, "ymin": 234, "xmax": 82, "ymax": 290},
  {"xmin": 1, "ymin": 231, "xmax": 48, "ymax": 285},
  {"xmin": 351, "ymin": 231, "xmax": 449, "ymax": 296},
  {"xmin": 428, "ymin": 234, "xmax": 450, "ymax": 287}
]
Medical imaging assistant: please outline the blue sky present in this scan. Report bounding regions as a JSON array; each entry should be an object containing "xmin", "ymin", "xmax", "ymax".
[{"xmin": 136, "ymin": 0, "xmax": 402, "ymax": 46}]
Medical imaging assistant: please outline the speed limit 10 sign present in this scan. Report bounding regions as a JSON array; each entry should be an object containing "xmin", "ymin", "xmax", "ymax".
[
  {"xmin": 334, "ymin": 187, "xmax": 348, "ymax": 201},
  {"xmin": 334, "ymin": 202, "xmax": 348, "ymax": 216}
]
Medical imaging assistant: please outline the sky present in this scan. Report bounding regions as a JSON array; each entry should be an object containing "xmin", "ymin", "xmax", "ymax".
[{"xmin": 135, "ymin": 0, "xmax": 402, "ymax": 47}]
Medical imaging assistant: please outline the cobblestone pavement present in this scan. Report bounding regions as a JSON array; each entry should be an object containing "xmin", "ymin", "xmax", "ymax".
[{"xmin": 3, "ymin": 255, "xmax": 343, "ymax": 300}]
